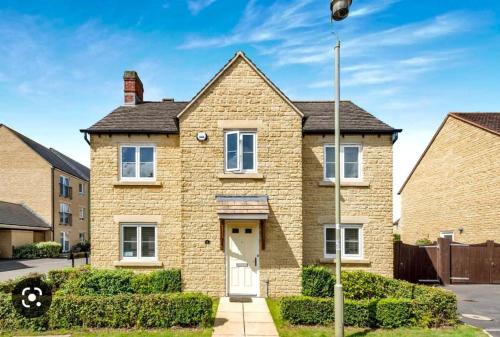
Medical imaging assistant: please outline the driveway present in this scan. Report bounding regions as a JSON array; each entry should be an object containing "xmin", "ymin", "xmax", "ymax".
[
  {"xmin": 446, "ymin": 284, "xmax": 500, "ymax": 337},
  {"xmin": 0, "ymin": 258, "xmax": 89, "ymax": 281}
]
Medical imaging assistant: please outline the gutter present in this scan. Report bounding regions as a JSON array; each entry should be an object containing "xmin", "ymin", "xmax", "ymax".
[{"xmin": 83, "ymin": 132, "xmax": 90, "ymax": 145}]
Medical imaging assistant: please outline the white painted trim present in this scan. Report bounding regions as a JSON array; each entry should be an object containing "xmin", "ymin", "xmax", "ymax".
[
  {"xmin": 119, "ymin": 144, "xmax": 156, "ymax": 182},
  {"xmin": 224, "ymin": 131, "xmax": 257, "ymax": 173},
  {"xmin": 440, "ymin": 231, "xmax": 455, "ymax": 241},
  {"xmin": 120, "ymin": 223, "xmax": 158, "ymax": 261}
]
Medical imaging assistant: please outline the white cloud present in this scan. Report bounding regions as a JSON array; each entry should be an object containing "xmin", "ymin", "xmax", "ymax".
[
  {"xmin": 349, "ymin": 0, "xmax": 400, "ymax": 18},
  {"xmin": 188, "ymin": 0, "xmax": 216, "ymax": 15}
]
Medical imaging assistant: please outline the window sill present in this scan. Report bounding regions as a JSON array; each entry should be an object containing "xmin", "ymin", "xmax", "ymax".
[
  {"xmin": 113, "ymin": 260, "xmax": 163, "ymax": 267},
  {"xmin": 318, "ymin": 181, "xmax": 370, "ymax": 187},
  {"xmin": 113, "ymin": 181, "xmax": 163, "ymax": 187},
  {"xmin": 218, "ymin": 173, "xmax": 264, "ymax": 180},
  {"xmin": 320, "ymin": 258, "xmax": 371, "ymax": 265}
]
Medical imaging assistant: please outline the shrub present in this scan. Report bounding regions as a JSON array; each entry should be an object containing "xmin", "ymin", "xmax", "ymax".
[
  {"xmin": 58, "ymin": 269, "xmax": 135, "ymax": 296},
  {"xmin": 415, "ymin": 238, "xmax": 433, "ymax": 246},
  {"xmin": 57, "ymin": 268, "xmax": 182, "ymax": 295},
  {"xmin": 301, "ymin": 266, "xmax": 335, "ymax": 297},
  {"xmin": 413, "ymin": 286, "xmax": 458, "ymax": 327},
  {"xmin": 375, "ymin": 298, "xmax": 414, "ymax": 328},
  {"xmin": 46, "ymin": 265, "xmax": 91, "ymax": 290},
  {"xmin": 0, "ymin": 292, "xmax": 211, "ymax": 330},
  {"xmin": 132, "ymin": 269, "xmax": 182, "ymax": 294},
  {"xmin": 281, "ymin": 296, "xmax": 334, "ymax": 325},
  {"xmin": 13, "ymin": 242, "xmax": 61, "ymax": 259},
  {"xmin": 393, "ymin": 233, "xmax": 401, "ymax": 242},
  {"xmin": 300, "ymin": 266, "xmax": 458, "ymax": 327},
  {"xmin": 280, "ymin": 296, "xmax": 416, "ymax": 329},
  {"xmin": 48, "ymin": 293, "xmax": 212, "ymax": 329},
  {"xmin": 71, "ymin": 240, "xmax": 91, "ymax": 253},
  {"xmin": 0, "ymin": 293, "xmax": 48, "ymax": 330}
]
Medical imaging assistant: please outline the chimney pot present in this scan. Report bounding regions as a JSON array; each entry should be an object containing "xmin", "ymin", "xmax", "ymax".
[{"xmin": 123, "ymin": 71, "xmax": 144, "ymax": 105}]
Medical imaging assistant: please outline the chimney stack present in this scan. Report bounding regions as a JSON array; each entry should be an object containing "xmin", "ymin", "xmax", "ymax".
[{"xmin": 123, "ymin": 71, "xmax": 144, "ymax": 105}]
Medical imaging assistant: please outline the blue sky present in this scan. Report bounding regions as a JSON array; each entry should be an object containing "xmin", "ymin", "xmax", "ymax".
[{"xmin": 1, "ymin": 0, "xmax": 499, "ymax": 217}]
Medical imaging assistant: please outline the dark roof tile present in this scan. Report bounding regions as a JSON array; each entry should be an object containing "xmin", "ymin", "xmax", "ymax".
[
  {"xmin": 0, "ymin": 201, "xmax": 50, "ymax": 229},
  {"xmin": 451, "ymin": 112, "xmax": 500, "ymax": 135}
]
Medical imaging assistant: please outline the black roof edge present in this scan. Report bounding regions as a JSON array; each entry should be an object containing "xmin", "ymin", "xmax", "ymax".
[{"xmin": 80, "ymin": 129, "xmax": 179, "ymax": 135}]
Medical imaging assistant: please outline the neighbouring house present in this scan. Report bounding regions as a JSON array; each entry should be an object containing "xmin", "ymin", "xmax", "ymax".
[
  {"xmin": 0, "ymin": 125, "xmax": 90, "ymax": 258},
  {"xmin": 81, "ymin": 52, "xmax": 401, "ymax": 297},
  {"xmin": 399, "ymin": 112, "xmax": 500, "ymax": 244}
]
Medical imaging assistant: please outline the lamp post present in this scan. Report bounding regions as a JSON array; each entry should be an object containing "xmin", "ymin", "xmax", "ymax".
[{"xmin": 330, "ymin": 1, "xmax": 353, "ymax": 337}]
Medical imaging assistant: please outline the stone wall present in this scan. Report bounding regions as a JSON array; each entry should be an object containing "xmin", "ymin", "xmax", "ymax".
[
  {"xmin": 400, "ymin": 116, "xmax": 500, "ymax": 244},
  {"xmin": 89, "ymin": 134, "xmax": 182, "ymax": 269},
  {"xmin": 302, "ymin": 134, "xmax": 394, "ymax": 277},
  {"xmin": 179, "ymin": 56, "xmax": 303, "ymax": 296}
]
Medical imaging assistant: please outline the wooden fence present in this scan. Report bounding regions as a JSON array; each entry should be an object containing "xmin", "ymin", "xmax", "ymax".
[{"xmin": 394, "ymin": 238, "xmax": 500, "ymax": 284}]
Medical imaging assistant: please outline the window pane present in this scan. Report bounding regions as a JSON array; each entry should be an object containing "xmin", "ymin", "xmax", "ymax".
[
  {"xmin": 122, "ymin": 147, "xmax": 136, "ymax": 163},
  {"xmin": 243, "ymin": 153, "xmax": 254, "ymax": 170},
  {"xmin": 123, "ymin": 227, "xmax": 137, "ymax": 242},
  {"xmin": 123, "ymin": 242, "xmax": 137, "ymax": 257},
  {"xmin": 140, "ymin": 147, "xmax": 154, "ymax": 162},
  {"xmin": 226, "ymin": 133, "xmax": 238, "ymax": 170},
  {"xmin": 344, "ymin": 163, "xmax": 359, "ymax": 178},
  {"xmin": 325, "ymin": 228, "xmax": 336, "ymax": 255},
  {"xmin": 242, "ymin": 134, "xmax": 254, "ymax": 153},
  {"xmin": 122, "ymin": 162, "xmax": 136, "ymax": 178},
  {"xmin": 140, "ymin": 162, "xmax": 154, "ymax": 178},
  {"xmin": 325, "ymin": 164, "xmax": 334, "ymax": 179},
  {"xmin": 344, "ymin": 228, "xmax": 359, "ymax": 255},
  {"xmin": 141, "ymin": 227, "xmax": 155, "ymax": 258},
  {"xmin": 344, "ymin": 147, "xmax": 359, "ymax": 163},
  {"xmin": 325, "ymin": 147, "xmax": 335, "ymax": 163}
]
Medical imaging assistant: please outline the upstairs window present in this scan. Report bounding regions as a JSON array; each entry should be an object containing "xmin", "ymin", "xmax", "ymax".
[
  {"xmin": 224, "ymin": 131, "xmax": 256, "ymax": 172},
  {"xmin": 59, "ymin": 176, "xmax": 72, "ymax": 198},
  {"xmin": 79, "ymin": 183, "xmax": 84, "ymax": 195},
  {"xmin": 324, "ymin": 144, "xmax": 362, "ymax": 181},
  {"xmin": 59, "ymin": 203, "xmax": 71, "ymax": 225},
  {"xmin": 79, "ymin": 207, "xmax": 85, "ymax": 220},
  {"xmin": 120, "ymin": 145, "xmax": 156, "ymax": 181}
]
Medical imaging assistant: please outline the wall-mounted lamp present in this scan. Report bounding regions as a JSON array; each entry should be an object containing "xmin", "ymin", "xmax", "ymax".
[
  {"xmin": 197, "ymin": 132, "xmax": 208, "ymax": 142},
  {"xmin": 458, "ymin": 227, "xmax": 464, "ymax": 234}
]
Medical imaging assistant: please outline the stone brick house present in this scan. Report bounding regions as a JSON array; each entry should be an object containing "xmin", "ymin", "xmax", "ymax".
[
  {"xmin": 0, "ymin": 125, "xmax": 90, "ymax": 258},
  {"xmin": 82, "ymin": 52, "xmax": 400, "ymax": 297},
  {"xmin": 399, "ymin": 113, "xmax": 500, "ymax": 244}
]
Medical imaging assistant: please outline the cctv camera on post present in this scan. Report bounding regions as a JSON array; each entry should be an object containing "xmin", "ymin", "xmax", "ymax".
[{"xmin": 330, "ymin": 0, "xmax": 352, "ymax": 21}]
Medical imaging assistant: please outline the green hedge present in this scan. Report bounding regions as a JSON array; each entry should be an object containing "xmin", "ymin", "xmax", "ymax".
[
  {"xmin": 299, "ymin": 266, "xmax": 457, "ymax": 328},
  {"xmin": 57, "ymin": 268, "xmax": 182, "ymax": 295},
  {"xmin": 13, "ymin": 242, "xmax": 61, "ymax": 259},
  {"xmin": 0, "ymin": 292, "xmax": 212, "ymax": 330},
  {"xmin": 281, "ymin": 296, "xmax": 417, "ymax": 328}
]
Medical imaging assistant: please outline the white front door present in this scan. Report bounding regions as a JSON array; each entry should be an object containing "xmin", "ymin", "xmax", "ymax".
[{"xmin": 227, "ymin": 223, "xmax": 259, "ymax": 296}]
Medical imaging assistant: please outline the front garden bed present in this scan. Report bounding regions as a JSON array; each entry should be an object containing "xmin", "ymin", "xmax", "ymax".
[
  {"xmin": 0, "ymin": 267, "xmax": 212, "ymax": 331},
  {"xmin": 280, "ymin": 266, "xmax": 458, "ymax": 329}
]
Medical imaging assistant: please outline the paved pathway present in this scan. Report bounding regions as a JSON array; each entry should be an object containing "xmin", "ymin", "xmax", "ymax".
[
  {"xmin": 446, "ymin": 284, "xmax": 500, "ymax": 337},
  {"xmin": 0, "ymin": 258, "xmax": 88, "ymax": 281},
  {"xmin": 213, "ymin": 297, "xmax": 279, "ymax": 337}
]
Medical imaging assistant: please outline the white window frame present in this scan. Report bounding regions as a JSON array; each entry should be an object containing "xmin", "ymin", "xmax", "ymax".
[
  {"xmin": 323, "ymin": 144, "xmax": 363, "ymax": 182},
  {"xmin": 440, "ymin": 231, "xmax": 454, "ymax": 241},
  {"xmin": 224, "ymin": 131, "xmax": 257, "ymax": 173},
  {"xmin": 119, "ymin": 144, "xmax": 156, "ymax": 181},
  {"xmin": 79, "ymin": 183, "xmax": 84, "ymax": 195},
  {"xmin": 79, "ymin": 232, "xmax": 85, "ymax": 242},
  {"xmin": 120, "ymin": 224, "xmax": 157, "ymax": 261},
  {"xmin": 324, "ymin": 224, "xmax": 364, "ymax": 260},
  {"xmin": 79, "ymin": 207, "xmax": 85, "ymax": 220},
  {"xmin": 60, "ymin": 231, "xmax": 70, "ymax": 252}
]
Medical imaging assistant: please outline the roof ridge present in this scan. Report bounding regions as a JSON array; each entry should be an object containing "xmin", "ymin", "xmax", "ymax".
[{"xmin": 49, "ymin": 148, "xmax": 90, "ymax": 180}]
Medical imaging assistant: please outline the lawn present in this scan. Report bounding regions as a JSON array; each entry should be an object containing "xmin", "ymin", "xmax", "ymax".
[{"xmin": 266, "ymin": 299, "xmax": 487, "ymax": 337}]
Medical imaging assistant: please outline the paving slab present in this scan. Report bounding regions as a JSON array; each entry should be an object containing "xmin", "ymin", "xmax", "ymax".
[{"xmin": 213, "ymin": 297, "xmax": 278, "ymax": 337}]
